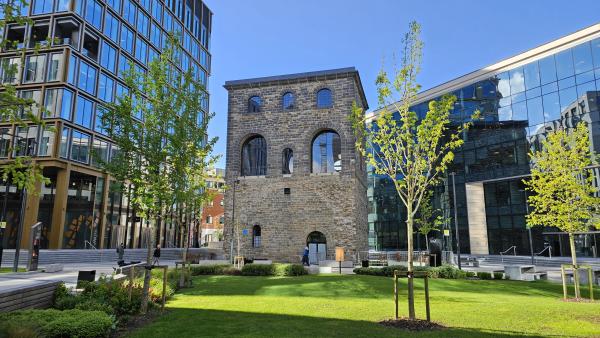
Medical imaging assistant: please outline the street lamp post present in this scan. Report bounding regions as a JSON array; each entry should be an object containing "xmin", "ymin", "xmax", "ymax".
[
  {"xmin": 450, "ymin": 172, "xmax": 461, "ymax": 270},
  {"xmin": 11, "ymin": 134, "xmax": 38, "ymax": 272},
  {"xmin": 230, "ymin": 179, "xmax": 239, "ymax": 264},
  {"xmin": 0, "ymin": 180, "xmax": 9, "ymax": 269},
  {"xmin": 520, "ymin": 188, "xmax": 535, "ymax": 265}
]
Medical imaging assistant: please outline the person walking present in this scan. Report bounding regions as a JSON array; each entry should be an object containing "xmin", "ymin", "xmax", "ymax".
[
  {"xmin": 302, "ymin": 246, "xmax": 310, "ymax": 266},
  {"xmin": 153, "ymin": 244, "xmax": 161, "ymax": 266},
  {"xmin": 116, "ymin": 243, "xmax": 125, "ymax": 266}
]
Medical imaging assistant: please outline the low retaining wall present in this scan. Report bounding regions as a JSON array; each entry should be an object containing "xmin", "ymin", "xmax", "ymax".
[{"xmin": 0, "ymin": 281, "xmax": 61, "ymax": 313}]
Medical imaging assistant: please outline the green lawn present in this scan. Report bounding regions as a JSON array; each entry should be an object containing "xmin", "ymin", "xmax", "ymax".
[
  {"xmin": 0, "ymin": 267, "xmax": 24, "ymax": 273},
  {"xmin": 128, "ymin": 274, "xmax": 600, "ymax": 337}
]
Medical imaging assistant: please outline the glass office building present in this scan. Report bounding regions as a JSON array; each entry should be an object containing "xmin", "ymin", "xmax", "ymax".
[
  {"xmin": 369, "ymin": 24, "xmax": 600, "ymax": 258},
  {"xmin": 0, "ymin": 0, "xmax": 212, "ymax": 249}
]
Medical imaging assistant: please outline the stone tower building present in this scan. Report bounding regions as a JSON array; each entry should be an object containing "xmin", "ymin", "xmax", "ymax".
[{"xmin": 223, "ymin": 68, "xmax": 369, "ymax": 263}]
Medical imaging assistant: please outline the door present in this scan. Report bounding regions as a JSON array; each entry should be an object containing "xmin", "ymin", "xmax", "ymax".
[
  {"xmin": 308, "ymin": 243, "xmax": 318, "ymax": 264},
  {"xmin": 307, "ymin": 231, "xmax": 327, "ymax": 265}
]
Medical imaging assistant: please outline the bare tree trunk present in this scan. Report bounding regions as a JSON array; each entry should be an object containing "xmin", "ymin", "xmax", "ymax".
[
  {"xmin": 141, "ymin": 218, "xmax": 154, "ymax": 313},
  {"xmin": 406, "ymin": 207, "xmax": 416, "ymax": 320},
  {"xmin": 179, "ymin": 207, "xmax": 189, "ymax": 288},
  {"xmin": 425, "ymin": 233, "xmax": 429, "ymax": 252},
  {"xmin": 569, "ymin": 233, "xmax": 581, "ymax": 299}
]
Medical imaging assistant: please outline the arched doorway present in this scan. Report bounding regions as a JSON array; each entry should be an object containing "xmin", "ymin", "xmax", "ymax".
[{"xmin": 307, "ymin": 231, "xmax": 326, "ymax": 265}]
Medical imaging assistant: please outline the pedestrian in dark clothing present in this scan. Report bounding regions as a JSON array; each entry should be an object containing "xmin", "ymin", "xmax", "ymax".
[
  {"xmin": 153, "ymin": 244, "xmax": 161, "ymax": 266},
  {"xmin": 117, "ymin": 243, "xmax": 125, "ymax": 266},
  {"xmin": 302, "ymin": 246, "xmax": 310, "ymax": 266}
]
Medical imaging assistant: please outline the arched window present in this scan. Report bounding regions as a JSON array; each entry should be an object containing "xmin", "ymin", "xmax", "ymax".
[
  {"xmin": 312, "ymin": 131, "xmax": 341, "ymax": 173},
  {"xmin": 241, "ymin": 135, "xmax": 267, "ymax": 176},
  {"xmin": 316, "ymin": 88, "xmax": 332, "ymax": 108},
  {"xmin": 282, "ymin": 148, "xmax": 293, "ymax": 174},
  {"xmin": 248, "ymin": 96, "xmax": 261, "ymax": 113},
  {"xmin": 282, "ymin": 92, "xmax": 295, "ymax": 110},
  {"xmin": 252, "ymin": 225, "xmax": 261, "ymax": 248}
]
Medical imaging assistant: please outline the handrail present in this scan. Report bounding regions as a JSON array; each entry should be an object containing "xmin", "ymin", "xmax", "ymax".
[
  {"xmin": 499, "ymin": 246, "xmax": 517, "ymax": 263},
  {"xmin": 84, "ymin": 241, "xmax": 103, "ymax": 263},
  {"xmin": 84, "ymin": 241, "xmax": 97, "ymax": 250},
  {"xmin": 535, "ymin": 246, "xmax": 552, "ymax": 258}
]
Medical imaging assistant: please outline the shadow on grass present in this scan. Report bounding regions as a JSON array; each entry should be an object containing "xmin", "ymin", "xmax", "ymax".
[
  {"xmin": 127, "ymin": 307, "xmax": 552, "ymax": 338},
  {"xmin": 182, "ymin": 274, "xmax": 580, "ymax": 300}
]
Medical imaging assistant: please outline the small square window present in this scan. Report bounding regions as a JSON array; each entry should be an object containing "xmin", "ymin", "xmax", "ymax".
[{"xmin": 284, "ymin": 188, "xmax": 290, "ymax": 195}]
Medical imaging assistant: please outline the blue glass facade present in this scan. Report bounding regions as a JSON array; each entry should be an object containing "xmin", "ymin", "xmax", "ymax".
[
  {"xmin": 0, "ymin": 0, "xmax": 212, "ymax": 250},
  {"xmin": 369, "ymin": 32, "xmax": 600, "ymax": 258}
]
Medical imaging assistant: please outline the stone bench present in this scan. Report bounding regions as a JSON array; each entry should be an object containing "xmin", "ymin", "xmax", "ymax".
[
  {"xmin": 43, "ymin": 264, "xmax": 63, "ymax": 273},
  {"xmin": 252, "ymin": 260, "xmax": 272, "ymax": 265},
  {"xmin": 504, "ymin": 265, "xmax": 535, "ymax": 281}
]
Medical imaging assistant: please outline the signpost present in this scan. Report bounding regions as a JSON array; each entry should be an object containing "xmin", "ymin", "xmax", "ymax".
[
  {"xmin": 335, "ymin": 247, "xmax": 344, "ymax": 275},
  {"xmin": 27, "ymin": 222, "xmax": 42, "ymax": 271}
]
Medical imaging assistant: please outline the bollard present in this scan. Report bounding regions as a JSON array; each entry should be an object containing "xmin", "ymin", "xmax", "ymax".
[
  {"xmin": 394, "ymin": 273, "xmax": 398, "ymax": 320},
  {"xmin": 161, "ymin": 266, "xmax": 168, "ymax": 312},
  {"xmin": 424, "ymin": 275, "xmax": 430, "ymax": 322}
]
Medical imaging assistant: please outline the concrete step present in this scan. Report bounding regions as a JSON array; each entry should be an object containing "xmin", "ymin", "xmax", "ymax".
[
  {"xmin": 474, "ymin": 255, "xmax": 600, "ymax": 269},
  {"xmin": 1, "ymin": 247, "xmax": 225, "ymax": 267}
]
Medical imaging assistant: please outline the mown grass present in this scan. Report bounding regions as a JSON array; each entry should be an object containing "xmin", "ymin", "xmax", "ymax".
[
  {"xmin": 0, "ymin": 267, "xmax": 25, "ymax": 273},
  {"xmin": 128, "ymin": 274, "xmax": 600, "ymax": 337}
]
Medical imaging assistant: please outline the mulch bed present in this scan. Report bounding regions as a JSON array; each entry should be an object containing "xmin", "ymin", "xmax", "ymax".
[
  {"xmin": 114, "ymin": 309, "xmax": 167, "ymax": 337},
  {"xmin": 380, "ymin": 318, "xmax": 445, "ymax": 331}
]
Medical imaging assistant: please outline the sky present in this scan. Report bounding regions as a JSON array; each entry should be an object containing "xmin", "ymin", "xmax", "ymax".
[{"xmin": 203, "ymin": 0, "xmax": 600, "ymax": 168}]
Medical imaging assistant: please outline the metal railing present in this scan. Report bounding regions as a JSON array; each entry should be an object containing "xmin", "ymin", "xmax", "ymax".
[
  {"xmin": 358, "ymin": 250, "xmax": 432, "ymax": 267},
  {"xmin": 534, "ymin": 246, "xmax": 552, "ymax": 265},
  {"xmin": 499, "ymin": 246, "xmax": 517, "ymax": 263},
  {"xmin": 84, "ymin": 241, "xmax": 103, "ymax": 263}
]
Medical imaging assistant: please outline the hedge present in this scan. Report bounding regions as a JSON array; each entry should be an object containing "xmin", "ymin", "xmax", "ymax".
[
  {"xmin": 192, "ymin": 263, "xmax": 307, "ymax": 276},
  {"xmin": 190, "ymin": 264, "xmax": 233, "ymax": 276},
  {"xmin": 478, "ymin": 272, "xmax": 493, "ymax": 280},
  {"xmin": 274, "ymin": 264, "xmax": 308, "ymax": 276},
  {"xmin": 0, "ymin": 309, "xmax": 115, "ymax": 338},
  {"xmin": 354, "ymin": 264, "xmax": 467, "ymax": 279},
  {"xmin": 241, "ymin": 264, "xmax": 276, "ymax": 276}
]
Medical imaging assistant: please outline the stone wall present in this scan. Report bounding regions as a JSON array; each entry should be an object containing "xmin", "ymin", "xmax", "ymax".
[{"xmin": 223, "ymin": 71, "xmax": 368, "ymax": 262}]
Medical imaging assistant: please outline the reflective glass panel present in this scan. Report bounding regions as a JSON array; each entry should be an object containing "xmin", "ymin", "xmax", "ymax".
[
  {"xmin": 555, "ymin": 49, "xmax": 574, "ymax": 80},
  {"xmin": 523, "ymin": 61, "xmax": 540, "ymax": 90},
  {"xmin": 542, "ymin": 92, "xmax": 560, "ymax": 122},
  {"xmin": 526, "ymin": 97, "xmax": 544, "ymax": 126},
  {"xmin": 572, "ymin": 42, "xmax": 593, "ymax": 74},
  {"xmin": 538, "ymin": 55, "xmax": 557, "ymax": 85},
  {"xmin": 559, "ymin": 86, "xmax": 577, "ymax": 111},
  {"xmin": 509, "ymin": 67, "xmax": 525, "ymax": 94}
]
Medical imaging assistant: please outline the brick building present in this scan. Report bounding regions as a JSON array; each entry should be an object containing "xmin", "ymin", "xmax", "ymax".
[
  {"xmin": 200, "ymin": 168, "xmax": 225, "ymax": 245},
  {"xmin": 223, "ymin": 68, "xmax": 369, "ymax": 263}
]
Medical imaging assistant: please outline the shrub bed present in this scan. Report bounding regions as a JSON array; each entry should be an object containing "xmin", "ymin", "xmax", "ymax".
[
  {"xmin": 54, "ymin": 278, "xmax": 143, "ymax": 317},
  {"xmin": 0, "ymin": 309, "xmax": 115, "ymax": 338},
  {"xmin": 493, "ymin": 272, "xmax": 504, "ymax": 280}
]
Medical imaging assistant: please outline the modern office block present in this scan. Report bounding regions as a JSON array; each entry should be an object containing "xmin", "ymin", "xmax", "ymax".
[
  {"xmin": 0, "ymin": 0, "xmax": 212, "ymax": 249},
  {"xmin": 369, "ymin": 24, "xmax": 600, "ymax": 258}
]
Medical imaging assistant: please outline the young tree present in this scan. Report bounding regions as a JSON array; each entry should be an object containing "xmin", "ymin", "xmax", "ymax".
[
  {"xmin": 524, "ymin": 122, "xmax": 600, "ymax": 299},
  {"xmin": 350, "ymin": 22, "xmax": 476, "ymax": 320},
  {"xmin": 167, "ymin": 48, "xmax": 218, "ymax": 287},
  {"xmin": 0, "ymin": 0, "xmax": 47, "ymax": 192},
  {"xmin": 414, "ymin": 191, "xmax": 442, "ymax": 252},
  {"xmin": 102, "ymin": 34, "xmax": 217, "ymax": 309}
]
